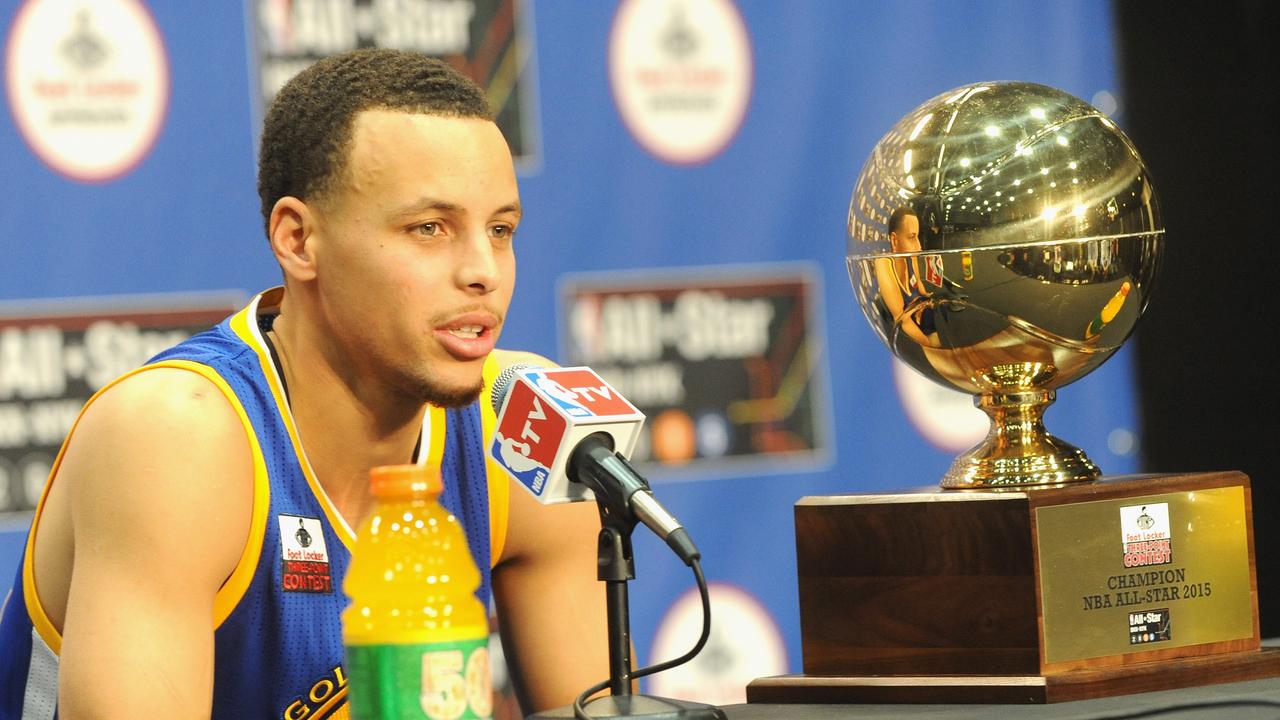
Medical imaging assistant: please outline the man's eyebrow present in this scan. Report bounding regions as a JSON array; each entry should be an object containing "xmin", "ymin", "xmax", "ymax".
[
  {"xmin": 390, "ymin": 198, "xmax": 464, "ymax": 220},
  {"xmin": 389, "ymin": 198, "xmax": 522, "ymax": 221}
]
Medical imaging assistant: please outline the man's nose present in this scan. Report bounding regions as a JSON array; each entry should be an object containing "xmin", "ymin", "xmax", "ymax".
[{"xmin": 456, "ymin": 232, "xmax": 500, "ymax": 293}]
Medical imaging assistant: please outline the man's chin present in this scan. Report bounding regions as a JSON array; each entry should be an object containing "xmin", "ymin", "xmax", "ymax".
[{"xmin": 422, "ymin": 378, "xmax": 485, "ymax": 409}]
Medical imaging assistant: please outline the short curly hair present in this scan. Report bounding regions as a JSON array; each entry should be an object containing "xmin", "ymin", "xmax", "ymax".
[
  {"xmin": 888, "ymin": 205, "xmax": 918, "ymax": 236},
  {"xmin": 257, "ymin": 48, "xmax": 492, "ymax": 236}
]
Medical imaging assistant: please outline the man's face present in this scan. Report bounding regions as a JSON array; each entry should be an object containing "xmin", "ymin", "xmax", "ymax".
[
  {"xmin": 890, "ymin": 214, "xmax": 920, "ymax": 253},
  {"xmin": 308, "ymin": 109, "xmax": 520, "ymax": 407}
]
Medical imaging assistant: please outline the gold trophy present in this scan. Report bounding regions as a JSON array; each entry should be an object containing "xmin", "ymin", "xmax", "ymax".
[
  {"xmin": 848, "ymin": 81, "xmax": 1161, "ymax": 488},
  {"xmin": 748, "ymin": 82, "xmax": 1280, "ymax": 704}
]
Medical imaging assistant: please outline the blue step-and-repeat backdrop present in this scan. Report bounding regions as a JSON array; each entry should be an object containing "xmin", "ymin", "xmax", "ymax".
[{"xmin": 1, "ymin": 0, "xmax": 1135, "ymax": 703}]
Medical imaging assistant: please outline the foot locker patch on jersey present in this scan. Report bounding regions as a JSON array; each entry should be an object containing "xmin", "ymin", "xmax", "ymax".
[{"xmin": 279, "ymin": 514, "xmax": 332, "ymax": 593}]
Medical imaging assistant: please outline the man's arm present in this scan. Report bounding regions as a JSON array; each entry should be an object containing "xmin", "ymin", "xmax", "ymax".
[
  {"xmin": 874, "ymin": 257, "xmax": 935, "ymax": 346},
  {"xmin": 49, "ymin": 368, "xmax": 253, "ymax": 719},
  {"xmin": 491, "ymin": 482, "xmax": 611, "ymax": 713}
]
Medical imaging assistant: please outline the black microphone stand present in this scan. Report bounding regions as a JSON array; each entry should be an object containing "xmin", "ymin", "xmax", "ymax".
[
  {"xmin": 527, "ymin": 443, "xmax": 725, "ymax": 720},
  {"xmin": 598, "ymin": 503, "xmax": 642, "ymax": 699}
]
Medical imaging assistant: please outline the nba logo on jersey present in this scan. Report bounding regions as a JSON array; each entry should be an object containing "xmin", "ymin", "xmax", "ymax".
[
  {"xmin": 491, "ymin": 379, "xmax": 568, "ymax": 497},
  {"xmin": 278, "ymin": 514, "xmax": 332, "ymax": 593}
]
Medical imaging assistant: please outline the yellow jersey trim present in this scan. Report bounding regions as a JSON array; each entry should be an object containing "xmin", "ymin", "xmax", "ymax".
[
  {"xmin": 229, "ymin": 297, "xmax": 358, "ymax": 551},
  {"xmin": 422, "ymin": 404, "xmax": 448, "ymax": 472},
  {"xmin": 22, "ymin": 360, "xmax": 270, "ymax": 652},
  {"xmin": 22, "ymin": 434, "xmax": 68, "ymax": 652},
  {"xmin": 165, "ymin": 361, "xmax": 275, "ymax": 629},
  {"xmin": 482, "ymin": 353, "xmax": 512, "ymax": 566}
]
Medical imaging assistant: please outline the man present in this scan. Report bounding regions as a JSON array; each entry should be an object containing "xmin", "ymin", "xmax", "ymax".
[
  {"xmin": 0, "ymin": 49, "xmax": 608, "ymax": 718},
  {"xmin": 874, "ymin": 206, "xmax": 939, "ymax": 346},
  {"xmin": 888, "ymin": 205, "xmax": 921, "ymax": 255}
]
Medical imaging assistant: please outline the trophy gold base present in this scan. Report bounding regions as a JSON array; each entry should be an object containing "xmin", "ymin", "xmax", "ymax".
[
  {"xmin": 942, "ymin": 430, "xmax": 1098, "ymax": 489},
  {"xmin": 941, "ymin": 389, "xmax": 1101, "ymax": 488},
  {"xmin": 753, "ymin": 472, "xmax": 1279, "ymax": 704}
]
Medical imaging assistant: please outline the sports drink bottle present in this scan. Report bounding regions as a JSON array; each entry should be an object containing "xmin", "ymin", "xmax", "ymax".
[{"xmin": 344, "ymin": 463, "xmax": 492, "ymax": 720}]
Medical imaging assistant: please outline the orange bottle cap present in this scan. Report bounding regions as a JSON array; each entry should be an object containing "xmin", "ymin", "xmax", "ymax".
[{"xmin": 369, "ymin": 463, "xmax": 443, "ymax": 497}]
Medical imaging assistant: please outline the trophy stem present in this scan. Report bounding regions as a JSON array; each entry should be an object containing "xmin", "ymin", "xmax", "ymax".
[{"xmin": 941, "ymin": 389, "xmax": 1099, "ymax": 488}]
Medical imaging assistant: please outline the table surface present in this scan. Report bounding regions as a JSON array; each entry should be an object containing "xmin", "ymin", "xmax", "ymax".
[
  {"xmin": 717, "ymin": 676, "xmax": 1280, "ymax": 719},
  {"xmin": 537, "ymin": 675, "xmax": 1280, "ymax": 720}
]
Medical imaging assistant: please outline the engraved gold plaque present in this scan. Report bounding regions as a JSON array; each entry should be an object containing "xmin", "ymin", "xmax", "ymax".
[{"xmin": 1036, "ymin": 486, "xmax": 1253, "ymax": 666}]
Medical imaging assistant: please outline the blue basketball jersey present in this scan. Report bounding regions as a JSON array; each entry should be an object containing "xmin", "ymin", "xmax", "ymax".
[{"xmin": 0, "ymin": 289, "xmax": 512, "ymax": 720}]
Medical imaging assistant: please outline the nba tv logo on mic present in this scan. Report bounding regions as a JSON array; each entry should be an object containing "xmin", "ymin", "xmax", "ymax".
[{"xmin": 490, "ymin": 367, "xmax": 643, "ymax": 502}]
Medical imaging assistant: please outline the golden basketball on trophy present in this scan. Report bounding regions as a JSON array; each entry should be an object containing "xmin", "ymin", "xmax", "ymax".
[{"xmin": 846, "ymin": 80, "xmax": 1161, "ymax": 488}]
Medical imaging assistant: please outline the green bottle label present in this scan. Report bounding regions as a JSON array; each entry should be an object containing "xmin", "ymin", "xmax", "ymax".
[{"xmin": 346, "ymin": 637, "xmax": 492, "ymax": 720}]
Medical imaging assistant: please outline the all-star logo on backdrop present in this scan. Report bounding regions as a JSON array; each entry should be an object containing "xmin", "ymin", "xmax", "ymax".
[{"xmin": 246, "ymin": 0, "xmax": 542, "ymax": 170}]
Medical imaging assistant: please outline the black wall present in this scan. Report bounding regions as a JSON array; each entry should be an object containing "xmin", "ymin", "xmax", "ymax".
[{"xmin": 1116, "ymin": 1, "xmax": 1280, "ymax": 635}]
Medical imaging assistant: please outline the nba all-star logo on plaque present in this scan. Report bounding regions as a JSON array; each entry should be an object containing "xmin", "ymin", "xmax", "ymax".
[
  {"xmin": 1119, "ymin": 503, "xmax": 1172, "ymax": 568},
  {"xmin": 279, "ymin": 514, "xmax": 332, "ymax": 593},
  {"xmin": 1128, "ymin": 608, "xmax": 1172, "ymax": 645},
  {"xmin": 5, "ymin": 0, "xmax": 169, "ymax": 182}
]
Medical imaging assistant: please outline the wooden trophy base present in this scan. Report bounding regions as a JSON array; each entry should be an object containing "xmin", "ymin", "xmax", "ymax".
[
  {"xmin": 748, "ymin": 648, "xmax": 1280, "ymax": 704},
  {"xmin": 748, "ymin": 472, "xmax": 1280, "ymax": 704}
]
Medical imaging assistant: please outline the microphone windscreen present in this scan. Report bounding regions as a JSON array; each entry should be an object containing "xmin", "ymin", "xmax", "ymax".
[{"xmin": 489, "ymin": 362, "xmax": 539, "ymax": 414}]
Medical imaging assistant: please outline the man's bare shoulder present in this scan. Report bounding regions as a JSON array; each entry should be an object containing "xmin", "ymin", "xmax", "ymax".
[
  {"xmin": 489, "ymin": 348, "xmax": 555, "ymax": 371},
  {"xmin": 85, "ymin": 364, "xmax": 237, "ymax": 421},
  {"xmin": 56, "ymin": 366, "xmax": 254, "ymax": 578},
  {"xmin": 68, "ymin": 365, "xmax": 253, "ymax": 512},
  {"xmin": 30, "ymin": 366, "xmax": 257, "ymax": 639}
]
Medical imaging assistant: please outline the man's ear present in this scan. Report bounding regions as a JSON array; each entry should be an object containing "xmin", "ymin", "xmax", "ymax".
[{"xmin": 268, "ymin": 196, "xmax": 318, "ymax": 282}]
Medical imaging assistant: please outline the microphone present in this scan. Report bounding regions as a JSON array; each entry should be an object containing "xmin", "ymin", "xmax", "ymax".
[{"xmin": 489, "ymin": 364, "xmax": 700, "ymax": 565}]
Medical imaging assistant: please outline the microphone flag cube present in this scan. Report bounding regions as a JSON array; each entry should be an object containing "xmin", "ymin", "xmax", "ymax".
[{"xmin": 490, "ymin": 367, "xmax": 645, "ymax": 503}]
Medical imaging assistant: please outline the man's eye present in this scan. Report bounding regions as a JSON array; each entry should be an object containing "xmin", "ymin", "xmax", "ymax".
[
  {"xmin": 489, "ymin": 225, "xmax": 514, "ymax": 240},
  {"xmin": 415, "ymin": 222, "xmax": 442, "ymax": 236}
]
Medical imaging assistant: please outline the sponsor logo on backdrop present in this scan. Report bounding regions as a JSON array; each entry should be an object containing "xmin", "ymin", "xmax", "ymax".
[
  {"xmin": 892, "ymin": 357, "xmax": 987, "ymax": 453},
  {"xmin": 608, "ymin": 0, "xmax": 752, "ymax": 164},
  {"xmin": 559, "ymin": 264, "xmax": 829, "ymax": 476},
  {"xmin": 5, "ymin": 0, "xmax": 169, "ymax": 182},
  {"xmin": 0, "ymin": 294, "xmax": 241, "ymax": 511},
  {"xmin": 247, "ymin": 0, "xmax": 541, "ymax": 168},
  {"xmin": 648, "ymin": 583, "xmax": 786, "ymax": 704}
]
